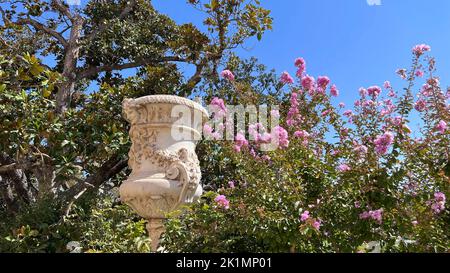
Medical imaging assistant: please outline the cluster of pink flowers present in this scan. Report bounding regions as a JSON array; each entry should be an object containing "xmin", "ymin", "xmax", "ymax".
[
  {"xmin": 294, "ymin": 130, "xmax": 310, "ymax": 146},
  {"xmin": 301, "ymin": 75, "xmax": 315, "ymax": 93},
  {"xmin": 299, "ymin": 210, "xmax": 321, "ymax": 230},
  {"xmin": 367, "ymin": 86, "xmax": 382, "ymax": 97},
  {"xmin": 214, "ymin": 195, "xmax": 230, "ymax": 209},
  {"xmin": 415, "ymin": 70, "xmax": 424, "ymax": 78},
  {"xmin": 414, "ymin": 99, "xmax": 427, "ymax": 112},
  {"xmin": 317, "ymin": 76, "xmax": 330, "ymax": 94},
  {"xmin": 330, "ymin": 84, "xmax": 339, "ymax": 97},
  {"xmin": 430, "ymin": 192, "xmax": 446, "ymax": 214},
  {"xmin": 374, "ymin": 132, "xmax": 394, "ymax": 155},
  {"xmin": 280, "ymin": 71, "xmax": 294, "ymax": 84},
  {"xmin": 359, "ymin": 208, "xmax": 383, "ymax": 224},
  {"xmin": 203, "ymin": 124, "xmax": 221, "ymax": 140},
  {"xmin": 412, "ymin": 44, "xmax": 431, "ymax": 57},
  {"xmin": 435, "ymin": 120, "xmax": 448, "ymax": 134},
  {"xmin": 210, "ymin": 97, "xmax": 227, "ymax": 118},
  {"xmin": 295, "ymin": 57, "xmax": 306, "ymax": 77},
  {"xmin": 234, "ymin": 132, "xmax": 249, "ymax": 152},
  {"xmin": 287, "ymin": 92, "xmax": 300, "ymax": 126},
  {"xmin": 272, "ymin": 125, "xmax": 289, "ymax": 149},
  {"xmin": 220, "ymin": 69, "xmax": 235, "ymax": 81},
  {"xmin": 338, "ymin": 164, "xmax": 351, "ymax": 172}
]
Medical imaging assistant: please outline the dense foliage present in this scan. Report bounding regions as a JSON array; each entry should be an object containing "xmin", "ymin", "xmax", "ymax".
[
  {"xmin": 161, "ymin": 46, "xmax": 449, "ymax": 253},
  {"xmin": 0, "ymin": 1, "xmax": 448, "ymax": 253}
]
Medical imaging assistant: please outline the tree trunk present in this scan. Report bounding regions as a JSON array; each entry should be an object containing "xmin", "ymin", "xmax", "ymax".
[{"xmin": 56, "ymin": 16, "xmax": 83, "ymax": 114}]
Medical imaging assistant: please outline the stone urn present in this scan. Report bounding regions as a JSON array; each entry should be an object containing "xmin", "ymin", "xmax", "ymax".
[{"xmin": 120, "ymin": 95, "xmax": 208, "ymax": 251}]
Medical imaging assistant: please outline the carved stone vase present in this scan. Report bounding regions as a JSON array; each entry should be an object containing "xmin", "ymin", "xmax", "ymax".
[{"xmin": 120, "ymin": 95, "xmax": 208, "ymax": 251}]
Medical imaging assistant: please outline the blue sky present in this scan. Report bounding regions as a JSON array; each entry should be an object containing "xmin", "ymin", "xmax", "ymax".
[{"xmin": 153, "ymin": 0, "xmax": 450, "ymax": 113}]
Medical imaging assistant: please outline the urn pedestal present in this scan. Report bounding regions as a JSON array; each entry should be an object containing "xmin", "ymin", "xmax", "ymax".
[{"xmin": 120, "ymin": 95, "xmax": 208, "ymax": 251}]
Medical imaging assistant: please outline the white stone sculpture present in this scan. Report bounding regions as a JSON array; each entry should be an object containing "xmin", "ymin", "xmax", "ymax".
[{"xmin": 120, "ymin": 95, "xmax": 208, "ymax": 251}]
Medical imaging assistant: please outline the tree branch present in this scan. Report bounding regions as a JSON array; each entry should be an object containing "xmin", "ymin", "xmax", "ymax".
[
  {"xmin": 76, "ymin": 55, "xmax": 188, "ymax": 81},
  {"xmin": 51, "ymin": 0, "xmax": 75, "ymax": 21},
  {"xmin": 15, "ymin": 17, "xmax": 69, "ymax": 48},
  {"xmin": 62, "ymin": 154, "xmax": 128, "ymax": 206}
]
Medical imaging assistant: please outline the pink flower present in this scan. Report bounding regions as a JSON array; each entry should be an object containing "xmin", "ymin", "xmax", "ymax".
[
  {"xmin": 270, "ymin": 109, "xmax": 280, "ymax": 119},
  {"xmin": 312, "ymin": 220, "xmax": 321, "ymax": 231},
  {"xmin": 359, "ymin": 88, "xmax": 368, "ymax": 97},
  {"xmin": 301, "ymin": 75, "xmax": 315, "ymax": 91},
  {"xmin": 338, "ymin": 164, "xmax": 351, "ymax": 172},
  {"xmin": 339, "ymin": 102, "xmax": 345, "ymax": 108},
  {"xmin": 384, "ymin": 81, "xmax": 392, "ymax": 89},
  {"xmin": 295, "ymin": 57, "xmax": 306, "ymax": 68},
  {"xmin": 214, "ymin": 195, "xmax": 230, "ymax": 209},
  {"xmin": 280, "ymin": 71, "xmax": 294, "ymax": 84},
  {"xmin": 271, "ymin": 125, "xmax": 289, "ymax": 149},
  {"xmin": 228, "ymin": 181, "xmax": 235, "ymax": 189},
  {"xmin": 354, "ymin": 201, "xmax": 361, "ymax": 208},
  {"xmin": 412, "ymin": 44, "xmax": 431, "ymax": 56},
  {"xmin": 330, "ymin": 84, "xmax": 339, "ymax": 97},
  {"xmin": 295, "ymin": 58, "xmax": 306, "ymax": 76},
  {"xmin": 412, "ymin": 220, "xmax": 418, "ymax": 226},
  {"xmin": 367, "ymin": 86, "xmax": 382, "ymax": 97},
  {"xmin": 317, "ymin": 76, "xmax": 330, "ymax": 89},
  {"xmin": 414, "ymin": 99, "xmax": 427, "ymax": 112},
  {"xmin": 430, "ymin": 192, "xmax": 445, "ymax": 214},
  {"xmin": 359, "ymin": 209, "xmax": 383, "ymax": 224},
  {"xmin": 287, "ymin": 92, "xmax": 300, "ymax": 126},
  {"xmin": 210, "ymin": 97, "xmax": 227, "ymax": 118},
  {"xmin": 234, "ymin": 132, "xmax": 249, "ymax": 152},
  {"xmin": 321, "ymin": 109, "xmax": 331, "ymax": 117},
  {"xmin": 300, "ymin": 210, "xmax": 310, "ymax": 221},
  {"xmin": 415, "ymin": 70, "xmax": 424, "ymax": 77},
  {"xmin": 435, "ymin": 120, "xmax": 447, "ymax": 134},
  {"xmin": 374, "ymin": 132, "xmax": 394, "ymax": 155},
  {"xmin": 203, "ymin": 124, "xmax": 213, "ymax": 135},
  {"xmin": 220, "ymin": 69, "xmax": 235, "ymax": 81},
  {"xmin": 343, "ymin": 110, "xmax": 353, "ymax": 118}
]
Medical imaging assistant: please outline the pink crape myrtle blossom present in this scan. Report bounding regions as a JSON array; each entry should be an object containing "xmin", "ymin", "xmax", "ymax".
[
  {"xmin": 415, "ymin": 70, "xmax": 424, "ymax": 78},
  {"xmin": 214, "ymin": 195, "xmax": 230, "ymax": 209},
  {"xmin": 414, "ymin": 99, "xmax": 427, "ymax": 112},
  {"xmin": 312, "ymin": 220, "xmax": 321, "ymax": 231},
  {"xmin": 220, "ymin": 69, "xmax": 235, "ymax": 81},
  {"xmin": 338, "ymin": 164, "xmax": 351, "ymax": 172},
  {"xmin": 435, "ymin": 120, "xmax": 447, "ymax": 134},
  {"xmin": 430, "ymin": 192, "xmax": 446, "ymax": 214},
  {"xmin": 338, "ymin": 102, "xmax": 345, "ymax": 108},
  {"xmin": 317, "ymin": 76, "xmax": 330, "ymax": 89},
  {"xmin": 295, "ymin": 57, "xmax": 306, "ymax": 77},
  {"xmin": 234, "ymin": 132, "xmax": 249, "ymax": 152},
  {"xmin": 294, "ymin": 130, "xmax": 310, "ymax": 146},
  {"xmin": 374, "ymin": 132, "xmax": 394, "ymax": 155},
  {"xmin": 301, "ymin": 75, "xmax": 315, "ymax": 92},
  {"xmin": 359, "ymin": 209, "xmax": 383, "ymax": 224},
  {"xmin": 412, "ymin": 44, "xmax": 431, "ymax": 56},
  {"xmin": 367, "ymin": 86, "xmax": 382, "ymax": 97},
  {"xmin": 271, "ymin": 125, "xmax": 289, "ymax": 149},
  {"xmin": 287, "ymin": 92, "xmax": 300, "ymax": 126},
  {"xmin": 280, "ymin": 71, "xmax": 294, "ymax": 84},
  {"xmin": 330, "ymin": 84, "xmax": 339, "ymax": 97},
  {"xmin": 210, "ymin": 97, "xmax": 227, "ymax": 119},
  {"xmin": 300, "ymin": 210, "xmax": 310, "ymax": 222},
  {"xmin": 270, "ymin": 109, "xmax": 280, "ymax": 119}
]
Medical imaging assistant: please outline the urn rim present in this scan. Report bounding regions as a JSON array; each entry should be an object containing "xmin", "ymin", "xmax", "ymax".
[{"xmin": 122, "ymin": 95, "xmax": 209, "ymax": 118}]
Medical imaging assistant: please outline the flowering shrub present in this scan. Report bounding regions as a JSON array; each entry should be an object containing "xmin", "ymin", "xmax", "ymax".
[{"xmin": 161, "ymin": 45, "xmax": 449, "ymax": 253}]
